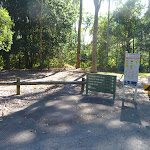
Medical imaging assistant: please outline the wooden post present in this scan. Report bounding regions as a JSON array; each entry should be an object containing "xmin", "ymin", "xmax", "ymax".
[
  {"xmin": 113, "ymin": 76, "xmax": 117, "ymax": 100},
  {"xmin": 17, "ymin": 77, "xmax": 20, "ymax": 95},
  {"xmin": 86, "ymin": 74, "xmax": 89, "ymax": 95},
  {"xmin": 81, "ymin": 77, "xmax": 85, "ymax": 94}
]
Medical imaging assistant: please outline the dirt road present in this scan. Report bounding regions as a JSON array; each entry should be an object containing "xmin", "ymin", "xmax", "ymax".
[{"xmin": 0, "ymin": 69, "xmax": 149, "ymax": 125}]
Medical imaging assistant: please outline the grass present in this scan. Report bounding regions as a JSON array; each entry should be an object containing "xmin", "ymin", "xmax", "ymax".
[
  {"xmin": 139, "ymin": 73, "xmax": 150, "ymax": 78},
  {"xmin": 98, "ymin": 72, "xmax": 123, "ymax": 77},
  {"xmin": 98, "ymin": 72, "xmax": 150, "ymax": 78}
]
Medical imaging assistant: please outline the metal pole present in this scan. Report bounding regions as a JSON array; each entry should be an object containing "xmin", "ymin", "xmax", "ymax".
[
  {"xmin": 134, "ymin": 86, "xmax": 138, "ymax": 101},
  {"xmin": 123, "ymin": 85, "xmax": 125, "ymax": 99}
]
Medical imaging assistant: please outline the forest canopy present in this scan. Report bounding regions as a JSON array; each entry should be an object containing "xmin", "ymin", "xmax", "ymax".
[
  {"xmin": 0, "ymin": 7, "xmax": 14, "ymax": 51},
  {"xmin": 0, "ymin": 0, "xmax": 150, "ymax": 72}
]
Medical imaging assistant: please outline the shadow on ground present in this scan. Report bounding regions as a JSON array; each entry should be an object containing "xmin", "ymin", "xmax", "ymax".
[
  {"xmin": 0, "ymin": 71, "xmax": 150, "ymax": 150},
  {"xmin": 120, "ymin": 99, "xmax": 142, "ymax": 125},
  {"xmin": 0, "ymin": 90, "xmax": 150, "ymax": 150},
  {"xmin": 80, "ymin": 96, "xmax": 115, "ymax": 106},
  {"xmin": 0, "ymin": 70, "xmax": 60, "ymax": 81}
]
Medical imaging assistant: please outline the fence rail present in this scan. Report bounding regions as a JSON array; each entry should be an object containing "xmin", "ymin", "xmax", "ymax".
[
  {"xmin": 0, "ymin": 77, "xmax": 86, "ymax": 95},
  {"xmin": 0, "ymin": 74, "xmax": 117, "ymax": 99}
]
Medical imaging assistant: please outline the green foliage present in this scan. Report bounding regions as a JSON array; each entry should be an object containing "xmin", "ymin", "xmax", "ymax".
[
  {"xmin": 112, "ymin": 0, "xmax": 143, "ymax": 52},
  {"xmin": 0, "ymin": 7, "xmax": 14, "ymax": 51},
  {"xmin": 0, "ymin": 0, "xmax": 150, "ymax": 72},
  {"xmin": 1, "ymin": 0, "xmax": 77, "ymax": 69},
  {"xmin": 43, "ymin": 0, "xmax": 76, "ymax": 49},
  {"xmin": 91, "ymin": 0, "xmax": 150, "ymax": 72}
]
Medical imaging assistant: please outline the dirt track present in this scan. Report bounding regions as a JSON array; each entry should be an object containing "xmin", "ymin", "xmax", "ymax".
[{"xmin": 0, "ymin": 69, "xmax": 149, "ymax": 126}]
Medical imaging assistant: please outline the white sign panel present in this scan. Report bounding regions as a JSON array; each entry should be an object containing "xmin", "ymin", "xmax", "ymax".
[
  {"xmin": 148, "ymin": 77, "xmax": 150, "ymax": 85},
  {"xmin": 124, "ymin": 52, "xmax": 140, "ymax": 86}
]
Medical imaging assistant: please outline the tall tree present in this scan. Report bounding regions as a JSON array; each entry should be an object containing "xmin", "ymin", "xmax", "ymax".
[
  {"xmin": 2, "ymin": 0, "xmax": 76, "ymax": 69},
  {"xmin": 2, "ymin": 0, "xmax": 40, "ymax": 69},
  {"xmin": 148, "ymin": 0, "xmax": 150, "ymax": 70},
  {"xmin": 0, "ymin": 7, "xmax": 14, "ymax": 70},
  {"xmin": 106, "ymin": 0, "xmax": 110, "ymax": 64},
  {"xmin": 143, "ymin": 0, "xmax": 150, "ymax": 71},
  {"xmin": 91, "ymin": 0, "xmax": 102, "ymax": 73},
  {"xmin": 76, "ymin": 0, "xmax": 82, "ymax": 69},
  {"xmin": 0, "ymin": 7, "xmax": 14, "ymax": 52},
  {"xmin": 40, "ymin": 0, "xmax": 43, "ymax": 70}
]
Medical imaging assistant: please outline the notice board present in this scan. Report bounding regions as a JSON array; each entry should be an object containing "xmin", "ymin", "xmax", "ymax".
[
  {"xmin": 124, "ymin": 52, "xmax": 140, "ymax": 86},
  {"xmin": 86, "ymin": 73, "xmax": 117, "ymax": 99}
]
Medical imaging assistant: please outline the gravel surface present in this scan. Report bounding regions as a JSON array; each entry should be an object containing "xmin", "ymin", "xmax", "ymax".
[
  {"xmin": 0, "ymin": 69, "xmax": 149, "ymax": 125},
  {"xmin": 0, "ymin": 70, "xmax": 150, "ymax": 150}
]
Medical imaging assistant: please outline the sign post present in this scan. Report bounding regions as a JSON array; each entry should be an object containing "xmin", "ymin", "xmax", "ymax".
[
  {"xmin": 148, "ymin": 77, "xmax": 150, "ymax": 96},
  {"xmin": 123, "ymin": 51, "xmax": 140, "ymax": 101},
  {"xmin": 144, "ymin": 77, "xmax": 150, "ymax": 97},
  {"xmin": 144, "ymin": 85, "xmax": 150, "ymax": 91}
]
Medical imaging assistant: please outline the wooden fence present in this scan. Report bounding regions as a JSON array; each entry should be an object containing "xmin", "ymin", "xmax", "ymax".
[
  {"xmin": 0, "ymin": 74, "xmax": 117, "ymax": 99},
  {"xmin": 0, "ymin": 77, "xmax": 86, "ymax": 95}
]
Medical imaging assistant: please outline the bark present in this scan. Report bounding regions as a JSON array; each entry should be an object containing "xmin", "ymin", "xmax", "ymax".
[
  {"xmin": 122, "ymin": 43, "xmax": 125, "ymax": 65},
  {"xmin": 149, "ymin": 50, "xmax": 150, "ymax": 72},
  {"xmin": 3, "ymin": 52, "xmax": 10, "ymax": 70},
  {"xmin": 148, "ymin": 0, "xmax": 150, "ymax": 71},
  {"xmin": 91, "ymin": 0, "xmax": 102, "ymax": 73},
  {"xmin": 133, "ymin": 36, "xmax": 134, "ymax": 53},
  {"xmin": 39, "ymin": 0, "xmax": 43, "ymax": 70},
  {"xmin": 29, "ymin": 53, "xmax": 34, "ymax": 69},
  {"xmin": 76, "ymin": 0, "xmax": 82, "ymax": 69},
  {"xmin": 18, "ymin": 54, "xmax": 21, "ymax": 69},
  {"xmin": 48, "ymin": 39, "xmax": 51, "ymax": 70},
  {"xmin": 106, "ymin": 0, "xmax": 110, "ymax": 65},
  {"xmin": 25, "ymin": 51, "xmax": 29, "ymax": 69}
]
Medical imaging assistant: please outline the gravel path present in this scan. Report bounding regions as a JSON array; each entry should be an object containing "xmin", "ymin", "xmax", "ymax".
[
  {"xmin": 0, "ymin": 69, "xmax": 149, "ymax": 125},
  {"xmin": 0, "ymin": 70, "xmax": 150, "ymax": 150}
]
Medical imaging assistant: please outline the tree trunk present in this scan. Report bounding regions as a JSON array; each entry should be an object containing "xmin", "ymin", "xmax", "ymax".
[
  {"xmin": 39, "ymin": 0, "xmax": 43, "ymax": 70},
  {"xmin": 147, "ymin": 0, "xmax": 150, "ymax": 71},
  {"xmin": 133, "ymin": 36, "xmax": 134, "ymax": 53},
  {"xmin": 76, "ymin": 0, "xmax": 82, "ymax": 69},
  {"xmin": 122, "ymin": 43, "xmax": 125, "ymax": 65},
  {"xmin": 29, "ymin": 52, "xmax": 34, "ymax": 69},
  {"xmin": 3, "ymin": 52, "xmax": 10, "ymax": 70},
  {"xmin": 48, "ymin": 39, "xmax": 51, "ymax": 70},
  {"xmin": 25, "ymin": 51, "xmax": 29, "ymax": 69},
  {"xmin": 106, "ymin": 0, "xmax": 110, "ymax": 65},
  {"xmin": 91, "ymin": 0, "xmax": 102, "ymax": 73},
  {"xmin": 18, "ymin": 54, "xmax": 21, "ymax": 69},
  {"xmin": 149, "ymin": 50, "xmax": 150, "ymax": 72}
]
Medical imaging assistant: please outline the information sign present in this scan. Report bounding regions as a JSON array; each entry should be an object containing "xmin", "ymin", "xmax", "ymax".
[
  {"xmin": 148, "ymin": 77, "xmax": 150, "ymax": 85},
  {"xmin": 123, "ymin": 51, "xmax": 140, "ymax": 101},
  {"xmin": 148, "ymin": 77, "xmax": 150, "ymax": 96},
  {"xmin": 86, "ymin": 73, "xmax": 117, "ymax": 99},
  {"xmin": 144, "ymin": 85, "xmax": 150, "ymax": 91},
  {"xmin": 124, "ymin": 52, "xmax": 140, "ymax": 86}
]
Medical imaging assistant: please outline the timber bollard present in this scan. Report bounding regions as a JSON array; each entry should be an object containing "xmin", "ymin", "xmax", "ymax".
[
  {"xmin": 81, "ymin": 77, "xmax": 85, "ymax": 94},
  {"xmin": 16, "ymin": 77, "xmax": 20, "ymax": 95}
]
